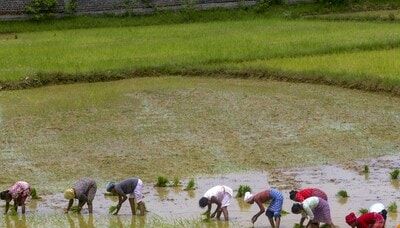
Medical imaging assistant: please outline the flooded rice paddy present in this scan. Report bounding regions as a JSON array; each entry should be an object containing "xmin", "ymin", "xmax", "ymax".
[
  {"xmin": 2, "ymin": 155, "xmax": 399, "ymax": 227},
  {"xmin": 0, "ymin": 76, "xmax": 399, "ymax": 227}
]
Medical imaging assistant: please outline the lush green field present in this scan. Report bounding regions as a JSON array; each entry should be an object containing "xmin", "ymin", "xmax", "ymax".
[
  {"xmin": 309, "ymin": 9, "xmax": 400, "ymax": 21},
  {"xmin": 2, "ymin": 18, "xmax": 400, "ymax": 84}
]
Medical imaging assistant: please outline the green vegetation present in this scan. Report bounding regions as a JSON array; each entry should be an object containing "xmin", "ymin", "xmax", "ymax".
[
  {"xmin": 359, "ymin": 208, "xmax": 368, "ymax": 214},
  {"xmin": 363, "ymin": 165, "xmax": 370, "ymax": 174},
  {"xmin": 25, "ymin": 0, "xmax": 58, "ymax": 20},
  {"xmin": 309, "ymin": 10, "xmax": 400, "ymax": 21},
  {"xmin": 236, "ymin": 185, "xmax": 252, "ymax": 198},
  {"xmin": 336, "ymin": 190, "xmax": 349, "ymax": 198},
  {"xmin": 184, "ymin": 179, "xmax": 196, "ymax": 191},
  {"xmin": 172, "ymin": 177, "xmax": 181, "ymax": 187},
  {"xmin": 70, "ymin": 206, "xmax": 80, "ymax": 213},
  {"xmin": 156, "ymin": 176, "xmax": 169, "ymax": 187},
  {"xmin": 1, "ymin": 77, "xmax": 399, "ymax": 192},
  {"xmin": 109, "ymin": 205, "xmax": 118, "ymax": 214},
  {"xmin": 390, "ymin": 169, "xmax": 400, "ymax": 180},
  {"xmin": 388, "ymin": 202, "xmax": 397, "ymax": 213},
  {"xmin": 30, "ymin": 188, "xmax": 41, "ymax": 200}
]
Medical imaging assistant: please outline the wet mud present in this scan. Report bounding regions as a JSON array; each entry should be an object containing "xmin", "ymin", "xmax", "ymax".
[{"xmin": 2, "ymin": 155, "xmax": 399, "ymax": 227}]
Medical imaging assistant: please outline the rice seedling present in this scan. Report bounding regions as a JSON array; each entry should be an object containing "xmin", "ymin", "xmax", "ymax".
[
  {"xmin": 363, "ymin": 165, "xmax": 369, "ymax": 174},
  {"xmin": 281, "ymin": 210, "xmax": 290, "ymax": 216},
  {"xmin": 236, "ymin": 185, "xmax": 252, "ymax": 198},
  {"xmin": 184, "ymin": 178, "xmax": 196, "ymax": 190},
  {"xmin": 390, "ymin": 169, "xmax": 400, "ymax": 180},
  {"xmin": 388, "ymin": 202, "xmax": 397, "ymax": 213},
  {"xmin": 172, "ymin": 177, "xmax": 181, "ymax": 187},
  {"xmin": 336, "ymin": 190, "xmax": 349, "ymax": 198},
  {"xmin": 70, "ymin": 205, "xmax": 80, "ymax": 213},
  {"xmin": 202, "ymin": 210, "xmax": 211, "ymax": 222},
  {"xmin": 30, "ymin": 188, "xmax": 41, "ymax": 200},
  {"xmin": 359, "ymin": 208, "xmax": 368, "ymax": 214},
  {"xmin": 9, "ymin": 207, "xmax": 17, "ymax": 216},
  {"xmin": 155, "ymin": 176, "xmax": 169, "ymax": 187},
  {"xmin": 109, "ymin": 205, "xmax": 118, "ymax": 214},
  {"xmin": 293, "ymin": 224, "xmax": 302, "ymax": 228}
]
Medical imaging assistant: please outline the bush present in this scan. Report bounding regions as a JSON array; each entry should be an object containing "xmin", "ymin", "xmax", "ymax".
[
  {"xmin": 255, "ymin": 0, "xmax": 282, "ymax": 13},
  {"xmin": 315, "ymin": 0, "xmax": 350, "ymax": 5},
  {"xmin": 65, "ymin": 0, "xmax": 77, "ymax": 14},
  {"xmin": 236, "ymin": 185, "xmax": 252, "ymax": 198},
  {"xmin": 156, "ymin": 176, "xmax": 169, "ymax": 187},
  {"xmin": 25, "ymin": 0, "xmax": 58, "ymax": 20}
]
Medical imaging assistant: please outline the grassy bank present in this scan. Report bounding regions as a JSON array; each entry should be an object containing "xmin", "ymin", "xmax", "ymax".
[
  {"xmin": 2, "ymin": 18, "xmax": 400, "ymax": 86},
  {"xmin": 1, "ymin": 77, "xmax": 399, "ymax": 191}
]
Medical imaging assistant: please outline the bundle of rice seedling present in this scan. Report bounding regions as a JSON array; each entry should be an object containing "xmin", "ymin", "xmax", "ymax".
[
  {"xmin": 202, "ymin": 210, "xmax": 211, "ymax": 222},
  {"xmin": 30, "ymin": 188, "xmax": 41, "ymax": 200},
  {"xmin": 70, "ymin": 206, "xmax": 80, "ymax": 213},
  {"xmin": 184, "ymin": 179, "xmax": 196, "ymax": 190},
  {"xmin": 109, "ymin": 205, "xmax": 118, "ymax": 214},
  {"xmin": 359, "ymin": 208, "xmax": 368, "ymax": 214},
  {"xmin": 236, "ymin": 185, "xmax": 251, "ymax": 198}
]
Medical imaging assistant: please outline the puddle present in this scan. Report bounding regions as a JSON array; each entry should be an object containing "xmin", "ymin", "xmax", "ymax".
[{"xmin": 2, "ymin": 155, "xmax": 399, "ymax": 227}]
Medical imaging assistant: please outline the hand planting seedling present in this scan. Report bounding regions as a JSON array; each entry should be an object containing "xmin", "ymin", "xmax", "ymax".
[
  {"xmin": 202, "ymin": 210, "xmax": 211, "ymax": 222},
  {"xmin": 109, "ymin": 205, "xmax": 118, "ymax": 214},
  {"xmin": 359, "ymin": 208, "xmax": 368, "ymax": 214},
  {"xmin": 236, "ymin": 185, "xmax": 251, "ymax": 198}
]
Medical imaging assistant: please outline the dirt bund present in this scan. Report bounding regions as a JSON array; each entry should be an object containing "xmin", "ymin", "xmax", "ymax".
[
  {"xmin": 2, "ymin": 155, "xmax": 398, "ymax": 227},
  {"xmin": 0, "ymin": 68, "xmax": 399, "ymax": 97}
]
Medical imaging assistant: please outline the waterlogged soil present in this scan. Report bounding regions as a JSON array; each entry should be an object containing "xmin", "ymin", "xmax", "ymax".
[{"xmin": 2, "ymin": 155, "xmax": 399, "ymax": 227}]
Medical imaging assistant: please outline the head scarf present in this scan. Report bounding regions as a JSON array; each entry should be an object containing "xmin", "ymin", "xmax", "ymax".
[
  {"xmin": 64, "ymin": 188, "xmax": 75, "ymax": 200},
  {"xmin": 106, "ymin": 182, "xmax": 115, "ymax": 192},
  {"xmin": 345, "ymin": 212, "xmax": 357, "ymax": 225},
  {"xmin": 244, "ymin": 192, "xmax": 253, "ymax": 203}
]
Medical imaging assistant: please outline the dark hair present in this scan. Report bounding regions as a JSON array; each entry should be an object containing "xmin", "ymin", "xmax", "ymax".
[
  {"xmin": 380, "ymin": 209, "xmax": 387, "ymax": 220},
  {"xmin": 199, "ymin": 197, "xmax": 209, "ymax": 208},
  {"xmin": 0, "ymin": 190, "xmax": 9, "ymax": 200},
  {"xmin": 289, "ymin": 190, "xmax": 297, "ymax": 200},
  {"xmin": 291, "ymin": 203, "xmax": 303, "ymax": 214}
]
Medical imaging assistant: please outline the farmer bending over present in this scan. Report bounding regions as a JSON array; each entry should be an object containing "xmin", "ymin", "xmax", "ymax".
[
  {"xmin": 291, "ymin": 196, "xmax": 335, "ymax": 228},
  {"xmin": 0, "ymin": 181, "xmax": 31, "ymax": 214},
  {"xmin": 244, "ymin": 188, "xmax": 284, "ymax": 227},
  {"xmin": 290, "ymin": 187, "xmax": 328, "ymax": 202},
  {"xmin": 199, "ymin": 185, "xmax": 233, "ymax": 221},
  {"xmin": 64, "ymin": 177, "xmax": 97, "ymax": 214},
  {"xmin": 346, "ymin": 212, "xmax": 385, "ymax": 228},
  {"xmin": 106, "ymin": 178, "xmax": 145, "ymax": 215}
]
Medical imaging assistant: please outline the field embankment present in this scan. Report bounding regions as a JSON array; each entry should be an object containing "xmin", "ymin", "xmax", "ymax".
[{"xmin": 2, "ymin": 17, "xmax": 400, "ymax": 94}]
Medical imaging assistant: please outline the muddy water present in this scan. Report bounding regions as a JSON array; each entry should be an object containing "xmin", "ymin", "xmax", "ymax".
[{"xmin": 3, "ymin": 155, "xmax": 400, "ymax": 227}]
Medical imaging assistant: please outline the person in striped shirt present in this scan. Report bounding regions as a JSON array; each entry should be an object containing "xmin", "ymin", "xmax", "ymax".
[
  {"xmin": 289, "ymin": 188, "xmax": 328, "ymax": 202},
  {"xmin": 244, "ymin": 188, "xmax": 284, "ymax": 228}
]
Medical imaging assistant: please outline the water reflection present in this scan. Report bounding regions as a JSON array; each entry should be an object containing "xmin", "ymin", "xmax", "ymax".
[
  {"xmin": 66, "ymin": 214, "xmax": 94, "ymax": 228},
  {"xmin": 108, "ymin": 215, "xmax": 146, "ymax": 228},
  {"xmin": 4, "ymin": 215, "xmax": 27, "ymax": 228}
]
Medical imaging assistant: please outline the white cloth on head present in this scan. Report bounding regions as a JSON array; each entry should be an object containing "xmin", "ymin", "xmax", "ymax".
[
  {"xmin": 204, "ymin": 185, "xmax": 233, "ymax": 207},
  {"xmin": 369, "ymin": 203, "xmax": 385, "ymax": 213},
  {"xmin": 129, "ymin": 179, "xmax": 144, "ymax": 203},
  {"xmin": 244, "ymin": 192, "xmax": 253, "ymax": 203}
]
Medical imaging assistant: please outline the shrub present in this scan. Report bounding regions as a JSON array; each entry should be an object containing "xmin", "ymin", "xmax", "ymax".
[
  {"xmin": 359, "ymin": 208, "xmax": 368, "ymax": 214},
  {"xmin": 388, "ymin": 202, "xmax": 397, "ymax": 213},
  {"xmin": 65, "ymin": 0, "xmax": 77, "ymax": 14},
  {"xmin": 236, "ymin": 185, "xmax": 252, "ymax": 198},
  {"xmin": 336, "ymin": 190, "xmax": 349, "ymax": 198},
  {"xmin": 25, "ymin": 0, "xmax": 58, "ymax": 20},
  {"xmin": 254, "ymin": 0, "xmax": 282, "ymax": 13},
  {"xmin": 184, "ymin": 178, "xmax": 196, "ymax": 190},
  {"xmin": 156, "ymin": 176, "xmax": 169, "ymax": 187},
  {"xmin": 390, "ymin": 169, "xmax": 400, "ymax": 180}
]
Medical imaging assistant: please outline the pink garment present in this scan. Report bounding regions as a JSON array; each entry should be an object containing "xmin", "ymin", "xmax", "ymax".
[{"xmin": 9, "ymin": 181, "xmax": 30, "ymax": 201}]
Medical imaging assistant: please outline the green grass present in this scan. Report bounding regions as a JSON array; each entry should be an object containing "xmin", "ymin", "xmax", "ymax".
[
  {"xmin": 308, "ymin": 10, "xmax": 400, "ymax": 21},
  {"xmin": 3, "ymin": 18, "xmax": 400, "ymax": 84},
  {"xmin": 1, "ymin": 76, "xmax": 399, "ymax": 192}
]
